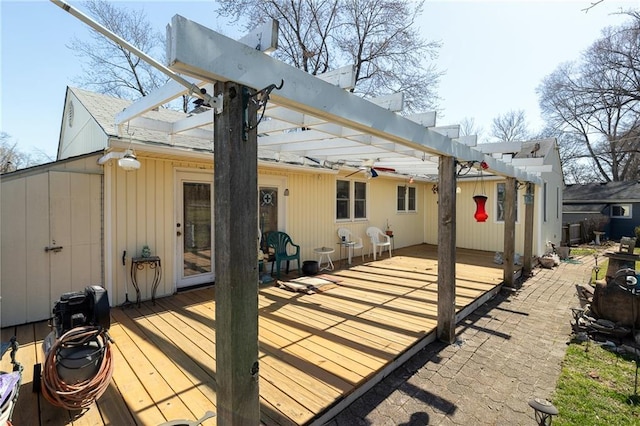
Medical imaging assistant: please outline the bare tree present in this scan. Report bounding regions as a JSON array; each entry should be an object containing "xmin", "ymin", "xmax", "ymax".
[
  {"xmin": 68, "ymin": 0, "xmax": 167, "ymax": 100},
  {"xmin": 0, "ymin": 133, "xmax": 52, "ymax": 173},
  {"xmin": 552, "ymin": 128, "xmax": 604, "ymax": 184},
  {"xmin": 459, "ymin": 116, "xmax": 484, "ymax": 140},
  {"xmin": 216, "ymin": 0, "xmax": 442, "ymax": 113},
  {"xmin": 537, "ymin": 11, "xmax": 640, "ymax": 182},
  {"xmin": 489, "ymin": 110, "xmax": 530, "ymax": 142}
]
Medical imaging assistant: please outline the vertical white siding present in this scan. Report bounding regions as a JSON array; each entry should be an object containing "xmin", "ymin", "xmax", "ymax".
[
  {"xmin": 25, "ymin": 174, "xmax": 51, "ymax": 322},
  {"xmin": 1, "ymin": 164, "xmax": 102, "ymax": 327},
  {"xmin": 280, "ymin": 170, "xmax": 425, "ymax": 262},
  {"xmin": 1, "ymin": 178, "xmax": 29, "ymax": 326},
  {"xmin": 107, "ymin": 156, "xmax": 212, "ymax": 305},
  {"xmin": 59, "ymin": 92, "xmax": 109, "ymax": 160}
]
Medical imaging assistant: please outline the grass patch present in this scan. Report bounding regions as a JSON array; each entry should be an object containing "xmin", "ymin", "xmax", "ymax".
[
  {"xmin": 553, "ymin": 341, "xmax": 640, "ymax": 425},
  {"xmin": 570, "ymin": 248, "xmax": 598, "ymax": 256}
]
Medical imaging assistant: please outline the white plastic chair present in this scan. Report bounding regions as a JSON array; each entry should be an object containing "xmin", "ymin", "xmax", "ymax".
[
  {"xmin": 366, "ymin": 226, "xmax": 392, "ymax": 261},
  {"xmin": 337, "ymin": 227, "xmax": 364, "ymax": 263}
]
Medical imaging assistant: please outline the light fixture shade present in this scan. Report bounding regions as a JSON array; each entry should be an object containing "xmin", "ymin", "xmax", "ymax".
[
  {"xmin": 473, "ymin": 195, "xmax": 488, "ymax": 222},
  {"xmin": 118, "ymin": 150, "xmax": 140, "ymax": 171}
]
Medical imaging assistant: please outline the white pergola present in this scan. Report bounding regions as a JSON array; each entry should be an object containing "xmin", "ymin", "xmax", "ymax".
[{"xmin": 108, "ymin": 15, "xmax": 542, "ymax": 185}]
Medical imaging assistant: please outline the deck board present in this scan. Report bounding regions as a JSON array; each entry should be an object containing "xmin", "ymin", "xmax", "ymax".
[{"xmin": 2, "ymin": 244, "xmax": 506, "ymax": 425}]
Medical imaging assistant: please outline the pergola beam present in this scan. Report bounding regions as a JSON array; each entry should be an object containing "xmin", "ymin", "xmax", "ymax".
[{"xmin": 166, "ymin": 15, "xmax": 540, "ymax": 184}]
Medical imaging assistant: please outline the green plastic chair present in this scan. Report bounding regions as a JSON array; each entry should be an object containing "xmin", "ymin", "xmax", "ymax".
[{"xmin": 266, "ymin": 231, "xmax": 301, "ymax": 278}]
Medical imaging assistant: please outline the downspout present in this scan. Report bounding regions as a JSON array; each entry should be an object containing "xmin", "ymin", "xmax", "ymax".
[{"xmin": 102, "ymin": 161, "xmax": 114, "ymax": 305}]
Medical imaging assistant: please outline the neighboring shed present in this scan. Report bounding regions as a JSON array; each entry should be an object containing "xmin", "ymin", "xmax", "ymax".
[
  {"xmin": 0, "ymin": 152, "xmax": 103, "ymax": 325},
  {"xmin": 563, "ymin": 181, "xmax": 640, "ymax": 242}
]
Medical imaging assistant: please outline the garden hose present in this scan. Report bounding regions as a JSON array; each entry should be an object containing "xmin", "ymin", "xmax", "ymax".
[{"xmin": 41, "ymin": 326, "xmax": 113, "ymax": 410}]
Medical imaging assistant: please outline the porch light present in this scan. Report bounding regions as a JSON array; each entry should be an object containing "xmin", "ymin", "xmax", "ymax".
[{"xmin": 118, "ymin": 149, "xmax": 140, "ymax": 171}]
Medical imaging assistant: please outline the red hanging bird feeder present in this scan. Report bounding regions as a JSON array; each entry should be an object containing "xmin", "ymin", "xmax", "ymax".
[
  {"xmin": 473, "ymin": 162, "xmax": 489, "ymax": 222},
  {"xmin": 473, "ymin": 195, "xmax": 488, "ymax": 222}
]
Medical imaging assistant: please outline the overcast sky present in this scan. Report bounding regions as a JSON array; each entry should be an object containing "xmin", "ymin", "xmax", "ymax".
[{"xmin": 1, "ymin": 0, "xmax": 636, "ymax": 159}]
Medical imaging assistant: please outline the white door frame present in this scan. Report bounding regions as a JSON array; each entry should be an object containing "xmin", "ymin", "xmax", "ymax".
[{"xmin": 175, "ymin": 169, "xmax": 215, "ymax": 289}]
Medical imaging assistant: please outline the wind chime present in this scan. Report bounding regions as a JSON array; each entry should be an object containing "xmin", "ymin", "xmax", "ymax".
[{"xmin": 472, "ymin": 161, "xmax": 489, "ymax": 222}]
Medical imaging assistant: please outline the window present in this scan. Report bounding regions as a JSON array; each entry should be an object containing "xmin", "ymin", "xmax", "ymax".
[
  {"xmin": 397, "ymin": 185, "xmax": 416, "ymax": 212},
  {"xmin": 496, "ymin": 182, "xmax": 517, "ymax": 222},
  {"xmin": 336, "ymin": 179, "xmax": 367, "ymax": 220},
  {"xmin": 611, "ymin": 204, "xmax": 632, "ymax": 218},
  {"xmin": 336, "ymin": 180, "xmax": 350, "ymax": 219}
]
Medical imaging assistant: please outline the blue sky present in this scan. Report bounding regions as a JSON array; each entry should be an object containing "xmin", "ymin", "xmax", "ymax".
[{"xmin": 1, "ymin": 0, "xmax": 636, "ymax": 159}]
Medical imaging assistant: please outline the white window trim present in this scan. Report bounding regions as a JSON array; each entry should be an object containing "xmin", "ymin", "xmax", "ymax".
[
  {"xmin": 336, "ymin": 178, "xmax": 369, "ymax": 222},
  {"xmin": 611, "ymin": 204, "xmax": 632, "ymax": 219},
  {"xmin": 396, "ymin": 185, "xmax": 418, "ymax": 213}
]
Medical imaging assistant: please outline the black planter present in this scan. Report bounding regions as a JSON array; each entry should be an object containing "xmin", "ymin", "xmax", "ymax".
[{"xmin": 302, "ymin": 260, "xmax": 319, "ymax": 276}]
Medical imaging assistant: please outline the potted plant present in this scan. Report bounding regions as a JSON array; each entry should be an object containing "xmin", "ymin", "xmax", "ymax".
[{"xmin": 385, "ymin": 219, "xmax": 393, "ymax": 236}]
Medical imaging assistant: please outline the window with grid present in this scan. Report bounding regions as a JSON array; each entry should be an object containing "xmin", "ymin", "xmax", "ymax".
[
  {"xmin": 336, "ymin": 179, "xmax": 367, "ymax": 220},
  {"xmin": 397, "ymin": 185, "xmax": 416, "ymax": 212}
]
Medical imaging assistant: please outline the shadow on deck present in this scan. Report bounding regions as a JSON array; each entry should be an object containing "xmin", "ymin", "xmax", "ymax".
[{"xmin": 1, "ymin": 244, "xmax": 509, "ymax": 425}]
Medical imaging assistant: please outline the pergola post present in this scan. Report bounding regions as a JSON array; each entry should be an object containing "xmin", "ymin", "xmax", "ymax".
[
  {"xmin": 503, "ymin": 177, "xmax": 517, "ymax": 288},
  {"xmin": 522, "ymin": 183, "xmax": 535, "ymax": 277},
  {"xmin": 437, "ymin": 156, "xmax": 456, "ymax": 343},
  {"xmin": 214, "ymin": 82, "xmax": 260, "ymax": 424}
]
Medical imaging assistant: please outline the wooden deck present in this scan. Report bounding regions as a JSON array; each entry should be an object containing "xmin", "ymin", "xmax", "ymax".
[{"xmin": 1, "ymin": 244, "xmax": 506, "ymax": 425}]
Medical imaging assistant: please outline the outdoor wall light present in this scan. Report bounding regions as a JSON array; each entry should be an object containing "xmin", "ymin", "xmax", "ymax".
[
  {"xmin": 284, "ymin": 188, "xmax": 289, "ymax": 196},
  {"xmin": 118, "ymin": 149, "xmax": 141, "ymax": 171},
  {"xmin": 97, "ymin": 149, "xmax": 141, "ymax": 171}
]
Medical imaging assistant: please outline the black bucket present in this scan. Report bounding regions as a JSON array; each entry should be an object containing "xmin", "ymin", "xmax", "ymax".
[{"xmin": 302, "ymin": 260, "xmax": 319, "ymax": 276}]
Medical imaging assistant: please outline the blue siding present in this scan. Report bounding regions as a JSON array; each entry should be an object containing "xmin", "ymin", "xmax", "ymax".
[{"xmin": 602, "ymin": 202, "xmax": 640, "ymax": 240}]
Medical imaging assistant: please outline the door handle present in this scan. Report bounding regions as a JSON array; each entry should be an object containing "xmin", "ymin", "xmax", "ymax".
[
  {"xmin": 45, "ymin": 246, "xmax": 63, "ymax": 253},
  {"xmin": 177, "ymin": 231, "xmax": 182, "ymax": 236}
]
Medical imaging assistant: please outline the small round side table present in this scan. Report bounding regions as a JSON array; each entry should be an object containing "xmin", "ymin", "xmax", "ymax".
[{"xmin": 314, "ymin": 247, "xmax": 335, "ymax": 271}]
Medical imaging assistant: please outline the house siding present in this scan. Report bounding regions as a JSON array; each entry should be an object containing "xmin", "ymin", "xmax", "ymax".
[
  {"xmin": 1, "ymin": 157, "xmax": 103, "ymax": 327},
  {"xmin": 103, "ymin": 159, "xmax": 431, "ymax": 306},
  {"xmin": 425, "ymin": 179, "xmax": 550, "ymax": 256},
  {"xmin": 603, "ymin": 202, "xmax": 640, "ymax": 240},
  {"xmin": 58, "ymin": 91, "xmax": 109, "ymax": 160}
]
